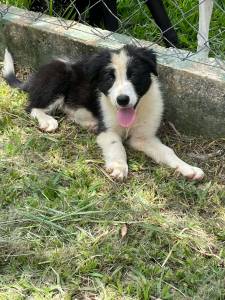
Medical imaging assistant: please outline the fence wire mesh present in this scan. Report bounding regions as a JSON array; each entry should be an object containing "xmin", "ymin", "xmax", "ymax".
[{"xmin": 1, "ymin": 0, "xmax": 225, "ymax": 71}]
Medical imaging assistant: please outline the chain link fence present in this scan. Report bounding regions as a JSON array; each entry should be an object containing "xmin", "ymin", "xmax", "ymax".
[{"xmin": 1, "ymin": 0, "xmax": 225, "ymax": 71}]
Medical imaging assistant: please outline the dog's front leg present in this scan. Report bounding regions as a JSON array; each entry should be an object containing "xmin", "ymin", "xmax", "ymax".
[
  {"xmin": 129, "ymin": 136, "xmax": 204, "ymax": 180},
  {"xmin": 97, "ymin": 131, "xmax": 128, "ymax": 181}
]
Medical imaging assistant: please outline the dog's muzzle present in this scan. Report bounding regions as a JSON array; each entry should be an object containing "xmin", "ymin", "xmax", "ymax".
[{"xmin": 116, "ymin": 94, "xmax": 130, "ymax": 107}]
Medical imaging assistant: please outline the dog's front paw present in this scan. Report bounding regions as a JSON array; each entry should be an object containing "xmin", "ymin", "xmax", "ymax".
[
  {"xmin": 106, "ymin": 161, "xmax": 128, "ymax": 181},
  {"xmin": 176, "ymin": 164, "xmax": 204, "ymax": 180},
  {"xmin": 39, "ymin": 116, "xmax": 58, "ymax": 132}
]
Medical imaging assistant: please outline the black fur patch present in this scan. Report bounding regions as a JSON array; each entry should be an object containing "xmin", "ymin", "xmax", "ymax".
[
  {"xmin": 125, "ymin": 45, "xmax": 157, "ymax": 99},
  {"xmin": 86, "ymin": 51, "xmax": 114, "ymax": 96}
]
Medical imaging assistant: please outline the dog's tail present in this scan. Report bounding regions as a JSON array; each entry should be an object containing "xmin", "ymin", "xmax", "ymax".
[{"xmin": 3, "ymin": 49, "xmax": 28, "ymax": 92}]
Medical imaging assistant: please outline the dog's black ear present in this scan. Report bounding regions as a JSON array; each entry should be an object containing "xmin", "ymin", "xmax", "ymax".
[
  {"xmin": 126, "ymin": 45, "xmax": 158, "ymax": 76},
  {"xmin": 87, "ymin": 50, "xmax": 111, "ymax": 84},
  {"xmin": 136, "ymin": 47, "xmax": 158, "ymax": 76}
]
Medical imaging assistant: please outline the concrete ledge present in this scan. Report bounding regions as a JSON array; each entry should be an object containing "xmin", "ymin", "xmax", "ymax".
[{"xmin": 0, "ymin": 5, "xmax": 225, "ymax": 137}]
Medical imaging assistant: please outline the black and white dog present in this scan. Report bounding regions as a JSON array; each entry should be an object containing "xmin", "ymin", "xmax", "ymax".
[{"xmin": 3, "ymin": 46, "xmax": 204, "ymax": 180}]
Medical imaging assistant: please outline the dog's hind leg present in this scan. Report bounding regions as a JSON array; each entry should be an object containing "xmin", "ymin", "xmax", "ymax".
[
  {"xmin": 64, "ymin": 107, "xmax": 98, "ymax": 132},
  {"xmin": 129, "ymin": 136, "xmax": 204, "ymax": 180},
  {"xmin": 29, "ymin": 97, "xmax": 64, "ymax": 132},
  {"xmin": 30, "ymin": 108, "xmax": 59, "ymax": 132}
]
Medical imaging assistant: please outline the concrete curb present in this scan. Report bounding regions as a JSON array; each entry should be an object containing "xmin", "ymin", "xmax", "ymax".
[{"xmin": 0, "ymin": 5, "xmax": 225, "ymax": 137}]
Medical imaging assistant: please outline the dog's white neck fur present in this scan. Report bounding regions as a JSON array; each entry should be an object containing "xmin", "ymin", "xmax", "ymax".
[{"xmin": 131, "ymin": 77, "xmax": 163, "ymax": 137}]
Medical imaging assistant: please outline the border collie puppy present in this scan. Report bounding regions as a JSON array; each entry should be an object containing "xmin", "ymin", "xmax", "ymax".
[{"xmin": 3, "ymin": 46, "xmax": 204, "ymax": 180}]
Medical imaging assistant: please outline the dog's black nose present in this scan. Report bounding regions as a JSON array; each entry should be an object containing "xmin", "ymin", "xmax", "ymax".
[{"xmin": 117, "ymin": 95, "xmax": 130, "ymax": 106}]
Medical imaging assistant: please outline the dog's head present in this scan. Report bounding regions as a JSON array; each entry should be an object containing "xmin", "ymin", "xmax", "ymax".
[{"xmin": 88, "ymin": 45, "xmax": 157, "ymax": 127}]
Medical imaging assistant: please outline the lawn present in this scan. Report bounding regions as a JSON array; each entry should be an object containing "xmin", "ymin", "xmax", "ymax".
[
  {"xmin": 0, "ymin": 64, "xmax": 225, "ymax": 299},
  {"xmin": 117, "ymin": 0, "xmax": 225, "ymax": 58}
]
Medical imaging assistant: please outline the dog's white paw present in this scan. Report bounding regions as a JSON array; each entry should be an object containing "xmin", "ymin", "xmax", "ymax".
[
  {"xmin": 176, "ymin": 164, "xmax": 204, "ymax": 180},
  {"xmin": 106, "ymin": 161, "xmax": 128, "ymax": 181},
  {"xmin": 39, "ymin": 116, "xmax": 58, "ymax": 132},
  {"xmin": 82, "ymin": 120, "xmax": 98, "ymax": 132},
  {"xmin": 66, "ymin": 108, "xmax": 98, "ymax": 132}
]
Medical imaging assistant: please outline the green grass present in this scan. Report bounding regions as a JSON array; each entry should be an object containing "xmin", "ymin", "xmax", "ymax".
[
  {"xmin": 117, "ymin": 0, "xmax": 225, "ymax": 58},
  {"xmin": 2, "ymin": 0, "xmax": 225, "ymax": 59},
  {"xmin": 1, "ymin": 67, "xmax": 225, "ymax": 299}
]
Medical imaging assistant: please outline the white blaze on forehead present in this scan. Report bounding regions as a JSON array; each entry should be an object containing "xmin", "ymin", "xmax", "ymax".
[
  {"xmin": 109, "ymin": 49, "xmax": 137, "ymax": 108},
  {"xmin": 111, "ymin": 49, "xmax": 129, "ymax": 82}
]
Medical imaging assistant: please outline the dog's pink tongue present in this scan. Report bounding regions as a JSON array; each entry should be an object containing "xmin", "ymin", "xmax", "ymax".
[{"xmin": 117, "ymin": 107, "xmax": 136, "ymax": 128}]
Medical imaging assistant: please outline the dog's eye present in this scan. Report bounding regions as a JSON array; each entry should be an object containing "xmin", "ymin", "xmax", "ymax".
[
  {"xmin": 127, "ymin": 70, "xmax": 136, "ymax": 80},
  {"xmin": 106, "ymin": 72, "xmax": 115, "ymax": 82}
]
